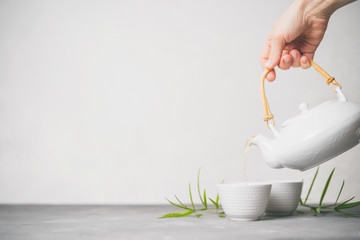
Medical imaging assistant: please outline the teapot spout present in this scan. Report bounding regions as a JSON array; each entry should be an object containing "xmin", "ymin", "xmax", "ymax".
[{"xmin": 249, "ymin": 135, "xmax": 283, "ymax": 169}]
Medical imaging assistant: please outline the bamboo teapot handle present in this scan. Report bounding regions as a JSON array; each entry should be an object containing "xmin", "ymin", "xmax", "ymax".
[{"xmin": 261, "ymin": 60, "xmax": 342, "ymax": 128}]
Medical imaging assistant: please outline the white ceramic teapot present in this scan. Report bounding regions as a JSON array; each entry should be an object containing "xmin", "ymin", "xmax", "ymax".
[{"xmin": 250, "ymin": 61, "xmax": 360, "ymax": 171}]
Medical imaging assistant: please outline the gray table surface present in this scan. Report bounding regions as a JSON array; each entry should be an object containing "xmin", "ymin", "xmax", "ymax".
[{"xmin": 0, "ymin": 205, "xmax": 359, "ymax": 240}]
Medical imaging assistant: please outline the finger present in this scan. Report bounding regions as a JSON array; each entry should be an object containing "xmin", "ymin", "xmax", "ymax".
[
  {"xmin": 278, "ymin": 54, "xmax": 292, "ymax": 70},
  {"xmin": 265, "ymin": 35, "xmax": 286, "ymax": 70},
  {"xmin": 260, "ymin": 44, "xmax": 270, "ymax": 71},
  {"xmin": 261, "ymin": 57, "xmax": 277, "ymax": 82},
  {"xmin": 266, "ymin": 69, "xmax": 276, "ymax": 82},
  {"xmin": 260, "ymin": 38, "xmax": 277, "ymax": 81},
  {"xmin": 303, "ymin": 52, "xmax": 315, "ymax": 61},
  {"xmin": 282, "ymin": 49, "xmax": 290, "ymax": 56},
  {"xmin": 290, "ymin": 49, "xmax": 301, "ymax": 67},
  {"xmin": 300, "ymin": 55, "xmax": 311, "ymax": 69}
]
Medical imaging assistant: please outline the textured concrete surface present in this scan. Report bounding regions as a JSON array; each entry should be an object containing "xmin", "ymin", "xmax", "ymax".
[{"xmin": 0, "ymin": 205, "xmax": 359, "ymax": 240}]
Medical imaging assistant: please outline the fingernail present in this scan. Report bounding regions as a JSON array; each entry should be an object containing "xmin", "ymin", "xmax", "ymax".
[
  {"xmin": 265, "ymin": 59, "xmax": 272, "ymax": 68},
  {"xmin": 284, "ymin": 58, "xmax": 291, "ymax": 65},
  {"xmin": 291, "ymin": 52, "xmax": 298, "ymax": 59},
  {"xmin": 301, "ymin": 58, "xmax": 307, "ymax": 64}
]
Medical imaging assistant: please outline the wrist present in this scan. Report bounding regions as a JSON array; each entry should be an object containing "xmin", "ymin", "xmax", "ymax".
[{"xmin": 297, "ymin": 0, "xmax": 355, "ymax": 21}]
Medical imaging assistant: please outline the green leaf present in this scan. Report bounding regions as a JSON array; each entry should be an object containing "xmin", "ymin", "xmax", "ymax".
[
  {"xmin": 197, "ymin": 169, "xmax": 205, "ymax": 207},
  {"xmin": 197, "ymin": 208, "xmax": 207, "ymax": 211},
  {"xmin": 334, "ymin": 208, "xmax": 349, "ymax": 217},
  {"xmin": 334, "ymin": 180, "xmax": 345, "ymax": 206},
  {"xmin": 189, "ymin": 183, "xmax": 195, "ymax": 210},
  {"xmin": 158, "ymin": 210, "xmax": 194, "ymax": 219},
  {"xmin": 203, "ymin": 190, "xmax": 208, "ymax": 209},
  {"xmin": 165, "ymin": 198, "xmax": 192, "ymax": 210},
  {"xmin": 218, "ymin": 211, "xmax": 226, "ymax": 218},
  {"xmin": 174, "ymin": 194, "xmax": 188, "ymax": 208},
  {"xmin": 299, "ymin": 198, "xmax": 303, "ymax": 205},
  {"xmin": 209, "ymin": 198, "xmax": 219, "ymax": 210},
  {"xmin": 334, "ymin": 208, "xmax": 360, "ymax": 218},
  {"xmin": 214, "ymin": 179, "xmax": 223, "ymax": 209},
  {"xmin": 310, "ymin": 207, "xmax": 318, "ymax": 216},
  {"xmin": 335, "ymin": 196, "xmax": 355, "ymax": 210},
  {"xmin": 299, "ymin": 201, "xmax": 314, "ymax": 209},
  {"xmin": 304, "ymin": 166, "xmax": 319, "ymax": 204},
  {"xmin": 321, "ymin": 203, "xmax": 337, "ymax": 209},
  {"xmin": 319, "ymin": 168, "xmax": 335, "ymax": 209},
  {"xmin": 335, "ymin": 209, "xmax": 360, "ymax": 218},
  {"xmin": 337, "ymin": 201, "xmax": 360, "ymax": 209},
  {"xmin": 196, "ymin": 214, "xmax": 203, "ymax": 218}
]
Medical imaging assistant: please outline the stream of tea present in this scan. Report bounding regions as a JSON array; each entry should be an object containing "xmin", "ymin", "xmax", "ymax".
[{"xmin": 242, "ymin": 138, "xmax": 253, "ymax": 184}]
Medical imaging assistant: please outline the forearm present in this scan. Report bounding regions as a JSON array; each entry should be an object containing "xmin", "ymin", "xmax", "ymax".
[{"xmin": 298, "ymin": 0, "xmax": 357, "ymax": 19}]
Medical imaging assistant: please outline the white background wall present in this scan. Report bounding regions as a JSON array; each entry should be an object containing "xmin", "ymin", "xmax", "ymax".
[{"xmin": 0, "ymin": 0, "xmax": 359, "ymax": 204}]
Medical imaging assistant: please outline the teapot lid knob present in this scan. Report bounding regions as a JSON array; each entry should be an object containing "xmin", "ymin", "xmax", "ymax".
[{"xmin": 299, "ymin": 102, "xmax": 310, "ymax": 113}]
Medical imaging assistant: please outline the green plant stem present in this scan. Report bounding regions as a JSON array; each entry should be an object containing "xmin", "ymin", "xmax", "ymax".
[
  {"xmin": 197, "ymin": 169, "xmax": 205, "ymax": 208},
  {"xmin": 319, "ymin": 168, "xmax": 335, "ymax": 211},
  {"xmin": 189, "ymin": 183, "xmax": 196, "ymax": 211},
  {"xmin": 304, "ymin": 167, "xmax": 319, "ymax": 204},
  {"xmin": 334, "ymin": 180, "xmax": 345, "ymax": 206},
  {"xmin": 174, "ymin": 195, "xmax": 187, "ymax": 208}
]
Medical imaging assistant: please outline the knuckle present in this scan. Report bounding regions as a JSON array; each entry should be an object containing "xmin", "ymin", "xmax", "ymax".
[{"xmin": 271, "ymin": 33, "xmax": 285, "ymax": 43}]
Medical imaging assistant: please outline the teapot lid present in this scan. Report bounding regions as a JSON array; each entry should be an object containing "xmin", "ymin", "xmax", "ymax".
[{"xmin": 279, "ymin": 88, "xmax": 360, "ymax": 138}]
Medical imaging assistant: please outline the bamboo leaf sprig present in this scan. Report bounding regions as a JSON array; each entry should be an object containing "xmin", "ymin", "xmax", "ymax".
[
  {"xmin": 299, "ymin": 167, "xmax": 360, "ymax": 217},
  {"xmin": 159, "ymin": 167, "xmax": 360, "ymax": 219},
  {"xmin": 158, "ymin": 169, "xmax": 225, "ymax": 219}
]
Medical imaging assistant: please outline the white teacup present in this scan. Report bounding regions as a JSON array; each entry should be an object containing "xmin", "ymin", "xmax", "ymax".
[
  {"xmin": 217, "ymin": 182, "xmax": 272, "ymax": 221},
  {"xmin": 265, "ymin": 181, "xmax": 303, "ymax": 216}
]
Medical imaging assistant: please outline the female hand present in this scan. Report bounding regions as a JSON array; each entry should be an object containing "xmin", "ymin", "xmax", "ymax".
[{"xmin": 260, "ymin": 0, "xmax": 355, "ymax": 81}]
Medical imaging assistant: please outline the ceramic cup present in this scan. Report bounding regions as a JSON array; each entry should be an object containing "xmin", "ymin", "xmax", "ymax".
[
  {"xmin": 265, "ymin": 181, "xmax": 303, "ymax": 216},
  {"xmin": 217, "ymin": 182, "xmax": 272, "ymax": 221}
]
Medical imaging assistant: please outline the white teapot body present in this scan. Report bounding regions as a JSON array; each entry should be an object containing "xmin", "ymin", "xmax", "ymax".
[{"xmin": 250, "ymin": 85, "xmax": 360, "ymax": 171}]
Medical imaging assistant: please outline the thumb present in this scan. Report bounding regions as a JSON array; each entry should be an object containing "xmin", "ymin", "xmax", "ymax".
[{"xmin": 265, "ymin": 35, "xmax": 285, "ymax": 69}]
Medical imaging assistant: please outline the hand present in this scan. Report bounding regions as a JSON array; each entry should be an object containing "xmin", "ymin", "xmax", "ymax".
[{"xmin": 260, "ymin": 0, "xmax": 355, "ymax": 81}]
